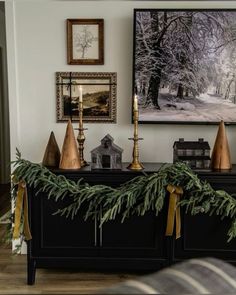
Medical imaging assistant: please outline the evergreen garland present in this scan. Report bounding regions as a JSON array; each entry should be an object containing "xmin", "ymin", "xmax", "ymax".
[{"xmin": 11, "ymin": 149, "xmax": 236, "ymax": 242}]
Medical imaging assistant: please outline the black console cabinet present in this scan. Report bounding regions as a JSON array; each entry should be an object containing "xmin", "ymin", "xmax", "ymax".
[{"xmin": 27, "ymin": 163, "xmax": 236, "ymax": 285}]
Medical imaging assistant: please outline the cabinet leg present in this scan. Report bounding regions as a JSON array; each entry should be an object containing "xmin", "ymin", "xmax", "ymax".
[{"xmin": 27, "ymin": 260, "xmax": 36, "ymax": 285}]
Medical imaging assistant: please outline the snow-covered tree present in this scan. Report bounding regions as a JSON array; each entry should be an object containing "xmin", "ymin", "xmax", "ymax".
[
  {"xmin": 74, "ymin": 26, "xmax": 98, "ymax": 59},
  {"xmin": 135, "ymin": 11, "xmax": 236, "ymax": 109}
]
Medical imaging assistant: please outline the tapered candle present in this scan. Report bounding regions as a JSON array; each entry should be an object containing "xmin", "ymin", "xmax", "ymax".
[
  {"xmin": 79, "ymin": 86, "xmax": 83, "ymax": 102},
  {"xmin": 134, "ymin": 95, "xmax": 138, "ymax": 111}
]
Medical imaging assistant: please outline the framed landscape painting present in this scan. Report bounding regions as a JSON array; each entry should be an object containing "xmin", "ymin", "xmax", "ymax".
[
  {"xmin": 56, "ymin": 72, "xmax": 117, "ymax": 123},
  {"xmin": 133, "ymin": 9, "xmax": 236, "ymax": 124}
]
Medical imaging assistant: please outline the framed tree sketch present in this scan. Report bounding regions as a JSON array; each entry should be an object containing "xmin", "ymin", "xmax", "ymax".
[
  {"xmin": 56, "ymin": 72, "xmax": 117, "ymax": 123},
  {"xmin": 133, "ymin": 9, "xmax": 236, "ymax": 124},
  {"xmin": 67, "ymin": 19, "xmax": 104, "ymax": 65}
]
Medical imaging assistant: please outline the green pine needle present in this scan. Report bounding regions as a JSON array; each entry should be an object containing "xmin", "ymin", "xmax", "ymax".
[{"xmin": 9, "ymin": 151, "xmax": 236, "ymax": 245}]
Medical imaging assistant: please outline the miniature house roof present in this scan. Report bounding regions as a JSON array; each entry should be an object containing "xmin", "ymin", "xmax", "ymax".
[
  {"xmin": 91, "ymin": 134, "xmax": 123, "ymax": 154},
  {"xmin": 173, "ymin": 138, "xmax": 210, "ymax": 150},
  {"xmin": 101, "ymin": 134, "xmax": 114, "ymax": 143}
]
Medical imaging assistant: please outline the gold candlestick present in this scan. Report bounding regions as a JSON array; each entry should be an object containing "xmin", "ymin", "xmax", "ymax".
[
  {"xmin": 127, "ymin": 109, "xmax": 144, "ymax": 170},
  {"xmin": 77, "ymin": 101, "xmax": 88, "ymax": 167}
]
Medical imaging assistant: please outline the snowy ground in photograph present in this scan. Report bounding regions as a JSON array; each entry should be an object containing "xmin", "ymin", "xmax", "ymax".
[{"xmin": 139, "ymin": 89, "xmax": 236, "ymax": 122}]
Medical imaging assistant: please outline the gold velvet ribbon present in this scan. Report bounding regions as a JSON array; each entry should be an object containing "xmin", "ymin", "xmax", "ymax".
[
  {"xmin": 13, "ymin": 181, "xmax": 32, "ymax": 241},
  {"xmin": 165, "ymin": 184, "xmax": 183, "ymax": 239}
]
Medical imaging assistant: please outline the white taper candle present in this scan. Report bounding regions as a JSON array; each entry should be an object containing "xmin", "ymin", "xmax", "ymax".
[
  {"xmin": 79, "ymin": 86, "xmax": 83, "ymax": 102},
  {"xmin": 134, "ymin": 94, "xmax": 138, "ymax": 111}
]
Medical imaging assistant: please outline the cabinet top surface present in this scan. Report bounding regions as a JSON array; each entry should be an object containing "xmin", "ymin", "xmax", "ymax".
[{"xmin": 50, "ymin": 163, "xmax": 236, "ymax": 176}]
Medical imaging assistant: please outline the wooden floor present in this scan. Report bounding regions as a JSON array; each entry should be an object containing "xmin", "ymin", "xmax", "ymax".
[{"xmin": 0, "ymin": 246, "xmax": 136, "ymax": 294}]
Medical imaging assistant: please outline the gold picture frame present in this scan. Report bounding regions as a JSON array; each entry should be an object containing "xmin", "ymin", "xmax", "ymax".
[
  {"xmin": 67, "ymin": 19, "xmax": 104, "ymax": 65},
  {"xmin": 56, "ymin": 72, "xmax": 117, "ymax": 123}
]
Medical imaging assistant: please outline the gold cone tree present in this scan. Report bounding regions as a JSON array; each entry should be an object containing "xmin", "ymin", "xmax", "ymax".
[
  {"xmin": 59, "ymin": 120, "xmax": 81, "ymax": 169},
  {"xmin": 42, "ymin": 132, "xmax": 61, "ymax": 167},
  {"xmin": 211, "ymin": 120, "xmax": 231, "ymax": 170}
]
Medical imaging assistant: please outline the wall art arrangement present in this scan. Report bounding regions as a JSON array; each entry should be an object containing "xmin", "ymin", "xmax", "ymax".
[
  {"xmin": 67, "ymin": 19, "xmax": 104, "ymax": 65},
  {"xmin": 133, "ymin": 9, "xmax": 236, "ymax": 124},
  {"xmin": 56, "ymin": 72, "xmax": 117, "ymax": 123}
]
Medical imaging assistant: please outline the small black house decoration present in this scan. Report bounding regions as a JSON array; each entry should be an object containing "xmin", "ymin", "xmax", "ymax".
[
  {"xmin": 173, "ymin": 138, "xmax": 211, "ymax": 169},
  {"xmin": 91, "ymin": 134, "xmax": 123, "ymax": 169}
]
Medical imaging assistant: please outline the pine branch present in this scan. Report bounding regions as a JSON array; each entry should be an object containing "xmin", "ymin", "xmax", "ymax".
[{"xmin": 10, "ymin": 154, "xmax": 236, "ymax": 243}]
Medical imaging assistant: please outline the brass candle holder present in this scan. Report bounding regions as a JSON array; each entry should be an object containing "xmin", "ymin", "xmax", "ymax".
[
  {"xmin": 77, "ymin": 101, "xmax": 89, "ymax": 167},
  {"xmin": 127, "ymin": 109, "xmax": 144, "ymax": 170}
]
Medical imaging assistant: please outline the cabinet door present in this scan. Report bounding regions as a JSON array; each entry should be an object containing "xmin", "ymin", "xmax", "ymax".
[
  {"xmin": 29, "ymin": 189, "xmax": 99, "ymax": 257},
  {"xmin": 77, "ymin": 173, "xmax": 167, "ymax": 258},
  {"xmin": 99, "ymin": 210, "xmax": 167, "ymax": 259},
  {"xmin": 174, "ymin": 176, "xmax": 236, "ymax": 263},
  {"xmin": 174, "ymin": 213, "xmax": 236, "ymax": 262}
]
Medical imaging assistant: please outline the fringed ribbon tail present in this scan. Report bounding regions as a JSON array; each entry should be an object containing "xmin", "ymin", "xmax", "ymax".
[
  {"xmin": 165, "ymin": 184, "xmax": 183, "ymax": 239},
  {"xmin": 13, "ymin": 181, "xmax": 32, "ymax": 241}
]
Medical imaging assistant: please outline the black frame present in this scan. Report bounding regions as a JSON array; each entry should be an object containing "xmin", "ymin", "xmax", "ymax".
[{"xmin": 132, "ymin": 8, "xmax": 236, "ymax": 125}]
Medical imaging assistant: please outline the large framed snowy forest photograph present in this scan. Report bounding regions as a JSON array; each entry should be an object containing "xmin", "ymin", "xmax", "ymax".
[{"xmin": 133, "ymin": 9, "xmax": 236, "ymax": 124}]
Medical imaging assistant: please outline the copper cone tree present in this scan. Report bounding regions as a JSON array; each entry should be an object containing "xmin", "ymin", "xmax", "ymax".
[
  {"xmin": 42, "ymin": 131, "xmax": 61, "ymax": 167},
  {"xmin": 211, "ymin": 120, "xmax": 231, "ymax": 170},
  {"xmin": 59, "ymin": 120, "xmax": 81, "ymax": 169}
]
